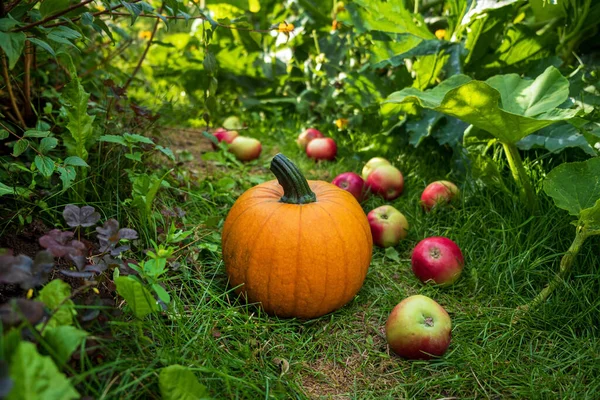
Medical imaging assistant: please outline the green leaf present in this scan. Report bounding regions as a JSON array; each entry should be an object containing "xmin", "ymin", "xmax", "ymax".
[
  {"xmin": 159, "ymin": 365, "xmax": 210, "ymax": 400},
  {"xmin": 39, "ymin": 137, "xmax": 58, "ymax": 154},
  {"xmin": 152, "ymin": 283, "xmax": 171, "ymax": 304},
  {"xmin": 34, "ymin": 155, "xmax": 55, "ymax": 177},
  {"xmin": 156, "ymin": 145, "xmax": 175, "ymax": 160},
  {"xmin": 0, "ymin": 181, "xmax": 31, "ymax": 198},
  {"xmin": 42, "ymin": 326, "xmax": 88, "ymax": 367},
  {"xmin": 125, "ymin": 152, "xmax": 142, "ymax": 162},
  {"xmin": 26, "ymin": 38, "xmax": 56, "ymax": 57},
  {"xmin": 0, "ymin": 129, "xmax": 9, "ymax": 140},
  {"xmin": 23, "ymin": 130, "xmax": 51, "ymax": 138},
  {"xmin": 114, "ymin": 276, "xmax": 159, "ymax": 319},
  {"xmin": 123, "ymin": 132, "xmax": 154, "ymax": 145},
  {"xmin": 61, "ymin": 74, "xmax": 95, "ymax": 161},
  {"xmin": 39, "ymin": 0, "xmax": 71, "ymax": 18},
  {"xmin": 580, "ymin": 199, "xmax": 600, "ymax": 231},
  {"xmin": 517, "ymin": 123, "xmax": 596, "ymax": 156},
  {"xmin": 384, "ymin": 66, "xmax": 578, "ymax": 144},
  {"xmin": 7, "ymin": 342, "xmax": 79, "ymax": 400},
  {"xmin": 12, "ymin": 140, "xmax": 29, "ymax": 157},
  {"xmin": 0, "ymin": 32, "xmax": 26, "ymax": 69},
  {"xmin": 543, "ymin": 158, "xmax": 600, "ymax": 221},
  {"xmin": 37, "ymin": 279, "xmax": 76, "ymax": 327},
  {"xmin": 384, "ymin": 247, "xmax": 401, "ymax": 262},
  {"xmin": 370, "ymin": 35, "xmax": 447, "ymax": 69},
  {"xmin": 99, "ymin": 134, "xmax": 127, "ymax": 146},
  {"xmin": 405, "ymin": 109, "xmax": 443, "ymax": 147},
  {"xmin": 57, "ymin": 166, "xmax": 76, "ymax": 190},
  {"xmin": 63, "ymin": 156, "xmax": 89, "ymax": 167}
]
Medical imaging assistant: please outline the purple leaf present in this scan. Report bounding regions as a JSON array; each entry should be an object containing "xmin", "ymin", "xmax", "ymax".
[
  {"xmin": 118, "ymin": 228, "xmax": 138, "ymax": 240},
  {"xmin": 39, "ymin": 230, "xmax": 75, "ymax": 257},
  {"xmin": 0, "ymin": 299, "xmax": 46, "ymax": 327},
  {"xmin": 63, "ymin": 204, "xmax": 101, "ymax": 228},
  {"xmin": 59, "ymin": 270, "xmax": 96, "ymax": 279}
]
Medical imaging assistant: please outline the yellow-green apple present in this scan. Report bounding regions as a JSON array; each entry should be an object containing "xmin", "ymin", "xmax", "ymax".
[
  {"xmin": 212, "ymin": 128, "xmax": 239, "ymax": 149},
  {"xmin": 306, "ymin": 137, "xmax": 337, "ymax": 161},
  {"xmin": 361, "ymin": 157, "xmax": 390, "ymax": 180},
  {"xmin": 421, "ymin": 181, "xmax": 459, "ymax": 211},
  {"xmin": 367, "ymin": 205, "xmax": 409, "ymax": 248},
  {"xmin": 385, "ymin": 295, "xmax": 452, "ymax": 360},
  {"xmin": 296, "ymin": 128, "xmax": 324, "ymax": 150},
  {"xmin": 366, "ymin": 165, "xmax": 404, "ymax": 200},
  {"xmin": 332, "ymin": 172, "xmax": 366, "ymax": 203},
  {"xmin": 411, "ymin": 237, "xmax": 464, "ymax": 286},
  {"xmin": 229, "ymin": 136, "xmax": 262, "ymax": 161}
]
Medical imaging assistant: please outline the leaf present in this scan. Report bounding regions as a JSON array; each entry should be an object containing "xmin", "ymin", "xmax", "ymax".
[
  {"xmin": 23, "ymin": 130, "xmax": 51, "ymax": 138},
  {"xmin": 99, "ymin": 134, "xmax": 128, "ymax": 146},
  {"xmin": 517, "ymin": 123, "xmax": 597, "ymax": 156},
  {"xmin": 156, "ymin": 145, "xmax": 175, "ymax": 160},
  {"xmin": 0, "ymin": 32, "xmax": 26, "ymax": 69},
  {"xmin": 61, "ymin": 74, "xmax": 95, "ymax": 162},
  {"xmin": 96, "ymin": 219, "xmax": 138, "ymax": 255},
  {"xmin": 543, "ymin": 158, "xmax": 600, "ymax": 220},
  {"xmin": 0, "ymin": 299, "xmax": 45, "ymax": 328},
  {"xmin": 159, "ymin": 365, "xmax": 210, "ymax": 400},
  {"xmin": 39, "ymin": 0, "xmax": 70, "ymax": 18},
  {"xmin": 370, "ymin": 35, "xmax": 447, "ymax": 69},
  {"xmin": 384, "ymin": 247, "xmax": 401, "ymax": 262},
  {"xmin": 405, "ymin": 109, "xmax": 444, "ymax": 147},
  {"xmin": 63, "ymin": 156, "xmax": 89, "ymax": 167},
  {"xmin": 27, "ymin": 37, "xmax": 56, "ymax": 56},
  {"xmin": 0, "ymin": 251, "xmax": 53, "ymax": 289},
  {"xmin": 39, "ymin": 137, "xmax": 58, "ymax": 154},
  {"xmin": 34, "ymin": 155, "xmax": 55, "ymax": 177},
  {"xmin": 114, "ymin": 276, "xmax": 159, "ymax": 319},
  {"xmin": 384, "ymin": 66, "xmax": 578, "ymax": 144},
  {"xmin": 0, "ymin": 361, "xmax": 12, "ymax": 398},
  {"xmin": 123, "ymin": 132, "xmax": 154, "ymax": 145},
  {"xmin": 6, "ymin": 342, "xmax": 79, "ymax": 400},
  {"xmin": 37, "ymin": 279, "xmax": 76, "ymax": 327},
  {"xmin": 152, "ymin": 283, "xmax": 171, "ymax": 304},
  {"xmin": 42, "ymin": 326, "xmax": 88, "ymax": 367},
  {"xmin": 580, "ymin": 199, "xmax": 600, "ymax": 231},
  {"xmin": 12, "ymin": 140, "xmax": 29, "ymax": 157},
  {"xmin": 57, "ymin": 166, "xmax": 76, "ymax": 190},
  {"xmin": 63, "ymin": 204, "xmax": 100, "ymax": 227}
]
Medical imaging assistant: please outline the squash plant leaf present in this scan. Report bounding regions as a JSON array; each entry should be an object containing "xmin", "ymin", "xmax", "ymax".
[
  {"xmin": 384, "ymin": 66, "xmax": 578, "ymax": 144},
  {"xmin": 517, "ymin": 123, "xmax": 597, "ymax": 156},
  {"xmin": 7, "ymin": 341, "xmax": 79, "ymax": 400},
  {"xmin": 37, "ymin": 279, "xmax": 76, "ymax": 328},
  {"xmin": 42, "ymin": 326, "xmax": 88, "ymax": 367},
  {"xmin": 159, "ymin": 365, "xmax": 211, "ymax": 400},
  {"xmin": 114, "ymin": 276, "xmax": 159, "ymax": 319},
  {"xmin": 543, "ymin": 157, "xmax": 600, "ymax": 229}
]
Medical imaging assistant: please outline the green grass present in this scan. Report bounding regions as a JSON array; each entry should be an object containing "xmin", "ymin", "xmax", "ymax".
[{"xmin": 43, "ymin": 120, "xmax": 600, "ymax": 399}]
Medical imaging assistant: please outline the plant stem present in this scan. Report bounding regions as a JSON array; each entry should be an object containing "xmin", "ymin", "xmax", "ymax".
[
  {"xmin": 23, "ymin": 41, "xmax": 33, "ymax": 122},
  {"xmin": 270, "ymin": 154, "xmax": 316, "ymax": 204},
  {"xmin": 13, "ymin": 0, "xmax": 94, "ymax": 32},
  {"xmin": 1, "ymin": 52, "xmax": 26, "ymax": 128},
  {"xmin": 515, "ymin": 226, "xmax": 589, "ymax": 321},
  {"xmin": 502, "ymin": 142, "xmax": 536, "ymax": 212}
]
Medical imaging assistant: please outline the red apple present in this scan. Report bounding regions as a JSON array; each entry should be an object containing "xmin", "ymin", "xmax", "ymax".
[
  {"xmin": 212, "ymin": 128, "xmax": 239, "ymax": 149},
  {"xmin": 229, "ymin": 136, "xmax": 262, "ymax": 161},
  {"xmin": 411, "ymin": 237, "xmax": 464, "ymax": 286},
  {"xmin": 332, "ymin": 172, "xmax": 366, "ymax": 203},
  {"xmin": 367, "ymin": 205, "xmax": 409, "ymax": 248},
  {"xmin": 366, "ymin": 165, "xmax": 404, "ymax": 200},
  {"xmin": 306, "ymin": 137, "xmax": 337, "ymax": 161},
  {"xmin": 385, "ymin": 295, "xmax": 452, "ymax": 360},
  {"xmin": 421, "ymin": 181, "xmax": 459, "ymax": 211},
  {"xmin": 362, "ymin": 157, "xmax": 390, "ymax": 180},
  {"xmin": 296, "ymin": 128, "xmax": 324, "ymax": 150}
]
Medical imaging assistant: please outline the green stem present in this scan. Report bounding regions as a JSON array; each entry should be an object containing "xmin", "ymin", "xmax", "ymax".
[
  {"xmin": 515, "ymin": 226, "xmax": 589, "ymax": 319},
  {"xmin": 270, "ymin": 154, "xmax": 316, "ymax": 204},
  {"xmin": 502, "ymin": 142, "xmax": 537, "ymax": 212}
]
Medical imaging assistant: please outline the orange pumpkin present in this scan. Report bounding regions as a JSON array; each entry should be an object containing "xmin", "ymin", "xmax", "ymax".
[{"xmin": 222, "ymin": 154, "xmax": 373, "ymax": 319}]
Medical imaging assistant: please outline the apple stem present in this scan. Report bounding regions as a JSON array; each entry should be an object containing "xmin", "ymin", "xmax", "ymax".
[
  {"xmin": 270, "ymin": 153, "xmax": 317, "ymax": 204},
  {"xmin": 514, "ymin": 225, "xmax": 591, "ymax": 322}
]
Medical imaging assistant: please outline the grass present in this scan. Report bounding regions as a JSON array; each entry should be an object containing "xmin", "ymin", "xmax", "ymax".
[{"xmin": 7, "ymin": 118, "xmax": 600, "ymax": 399}]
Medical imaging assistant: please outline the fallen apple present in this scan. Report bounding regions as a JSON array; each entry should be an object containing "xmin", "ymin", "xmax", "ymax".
[
  {"xmin": 306, "ymin": 137, "xmax": 337, "ymax": 161},
  {"xmin": 421, "ymin": 181, "xmax": 459, "ymax": 211},
  {"xmin": 212, "ymin": 128, "xmax": 239, "ymax": 149},
  {"xmin": 385, "ymin": 294, "xmax": 452, "ymax": 360},
  {"xmin": 411, "ymin": 237, "xmax": 464, "ymax": 286},
  {"xmin": 296, "ymin": 128, "xmax": 324, "ymax": 150},
  {"xmin": 332, "ymin": 172, "xmax": 366, "ymax": 203},
  {"xmin": 366, "ymin": 165, "xmax": 404, "ymax": 200},
  {"xmin": 367, "ymin": 205, "xmax": 409, "ymax": 248},
  {"xmin": 229, "ymin": 136, "xmax": 262, "ymax": 162},
  {"xmin": 361, "ymin": 157, "xmax": 390, "ymax": 180}
]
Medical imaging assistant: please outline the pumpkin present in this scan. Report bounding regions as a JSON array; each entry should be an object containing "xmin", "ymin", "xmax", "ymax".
[{"xmin": 221, "ymin": 154, "xmax": 373, "ymax": 319}]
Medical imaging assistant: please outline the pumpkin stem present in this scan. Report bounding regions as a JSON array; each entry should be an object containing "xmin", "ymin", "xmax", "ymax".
[{"xmin": 270, "ymin": 154, "xmax": 317, "ymax": 204}]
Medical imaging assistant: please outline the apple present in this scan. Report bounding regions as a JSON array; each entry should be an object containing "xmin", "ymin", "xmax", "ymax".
[
  {"xmin": 332, "ymin": 172, "xmax": 366, "ymax": 203},
  {"xmin": 421, "ymin": 181, "xmax": 459, "ymax": 211},
  {"xmin": 385, "ymin": 295, "xmax": 452, "ymax": 360},
  {"xmin": 411, "ymin": 237, "xmax": 464, "ymax": 286},
  {"xmin": 296, "ymin": 128, "xmax": 324, "ymax": 150},
  {"xmin": 361, "ymin": 157, "xmax": 390, "ymax": 180},
  {"xmin": 229, "ymin": 136, "xmax": 262, "ymax": 162},
  {"xmin": 367, "ymin": 205, "xmax": 409, "ymax": 248},
  {"xmin": 306, "ymin": 137, "xmax": 337, "ymax": 161},
  {"xmin": 212, "ymin": 128, "xmax": 239, "ymax": 149},
  {"xmin": 366, "ymin": 165, "xmax": 404, "ymax": 200}
]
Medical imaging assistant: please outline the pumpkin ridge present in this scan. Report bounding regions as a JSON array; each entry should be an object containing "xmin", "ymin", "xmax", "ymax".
[
  {"xmin": 292, "ymin": 206, "xmax": 302, "ymax": 317},
  {"xmin": 316, "ymin": 203, "xmax": 350, "ymax": 310},
  {"xmin": 241, "ymin": 203, "xmax": 286, "ymax": 307},
  {"xmin": 222, "ymin": 198, "xmax": 279, "ymax": 247},
  {"xmin": 320, "ymin": 198, "xmax": 373, "ymax": 249}
]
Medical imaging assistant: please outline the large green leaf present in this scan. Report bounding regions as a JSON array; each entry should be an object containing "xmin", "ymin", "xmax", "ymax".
[
  {"xmin": 384, "ymin": 66, "xmax": 578, "ymax": 143},
  {"xmin": 43, "ymin": 326, "xmax": 88, "ymax": 367},
  {"xmin": 7, "ymin": 342, "xmax": 79, "ymax": 400},
  {"xmin": 543, "ymin": 158, "xmax": 600, "ymax": 228},
  {"xmin": 0, "ymin": 32, "xmax": 26, "ymax": 70},
  {"xmin": 341, "ymin": 0, "xmax": 434, "ymax": 39},
  {"xmin": 370, "ymin": 35, "xmax": 446, "ymax": 68},
  {"xmin": 61, "ymin": 75, "xmax": 95, "ymax": 162},
  {"xmin": 159, "ymin": 365, "xmax": 211, "ymax": 400},
  {"xmin": 517, "ymin": 123, "xmax": 597, "ymax": 156},
  {"xmin": 37, "ymin": 279, "xmax": 76, "ymax": 328},
  {"xmin": 114, "ymin": 276, "xmax": 159, "ymax": 319}
]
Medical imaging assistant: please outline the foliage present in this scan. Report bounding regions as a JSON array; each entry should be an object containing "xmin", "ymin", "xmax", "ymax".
[{"xmin": 159, "ymin": 365, "xmax": 211, "ymax": 400}]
